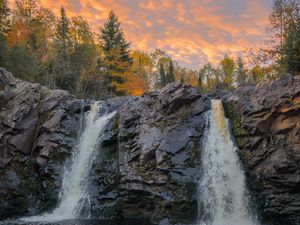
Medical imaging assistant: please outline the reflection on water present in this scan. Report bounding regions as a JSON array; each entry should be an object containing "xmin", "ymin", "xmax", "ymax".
[{"xmin": 0, "ymin": 219, "xmax": 153, "ymax": 225}]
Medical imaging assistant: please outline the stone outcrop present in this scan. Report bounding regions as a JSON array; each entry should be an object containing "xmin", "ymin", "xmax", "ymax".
[
  {"xmin": 223, "ymin": 74, "xmax": 300, "ymax": 225},
  {"xmin": 0, "ymin": 67, "xmax": 85, "ymax": 217},
  {"xmin": 0, "ymin": 68, "xmax": 210, "ymax": 224},
  {"xmin": 88, "ymin": 83, "xmax": 210, "ymax": 224},
  {"xmin": 1, "ymin": 66, "xmax": 300, "ymax": 225},
  {"xmin": 116, "ymin": 83, "xmax": 209, "ymax": 224},
  {"xmin": 0, "ymin": 68, "xmax": 129, "ymax": 219}
]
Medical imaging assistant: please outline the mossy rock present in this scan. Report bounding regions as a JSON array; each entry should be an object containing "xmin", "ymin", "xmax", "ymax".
[{"xmin": 223, "ymin": 101, "xmax": 247, "ymax": 148}]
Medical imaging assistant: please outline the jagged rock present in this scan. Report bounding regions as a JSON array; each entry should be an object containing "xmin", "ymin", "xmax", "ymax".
[
  {"xmin": 1, "ymin": 66, "xmax": 300, "ymax": 225},
  {"xmin": 223, "ymin": 74, "xmax": 300, "ymax": 225},
  {"xmin": 116, "ymin": 83, "xmax": 210, "ymax": 224},
  {"xmin": 0, "ymin": 67, "xmax": 82, "ymax": 218}
]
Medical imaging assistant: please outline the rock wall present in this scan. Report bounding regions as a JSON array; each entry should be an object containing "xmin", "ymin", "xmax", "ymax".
[
  {"xmin": 0, "ymin": 67, "xmax": 88, "ymax": 217},
  {"xmin": 117, "ymin": 83, "xmax": 209, "ymax": 224},
  {"xmin": 0, "ymin": 68, "xmax": 210, "ymax": 224},
  {"xmin": 1, "ymin": 66, "xmax": 300, "ymax": 225},
  {"xmin": 224, "ymin": 74, "xmax": 300, "ymax": 225}
]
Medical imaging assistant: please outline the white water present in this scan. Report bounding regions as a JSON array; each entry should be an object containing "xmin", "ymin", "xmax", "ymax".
[
  {"xmin": 22, "ymin": 102, "xmax": 115, "ymax": 222},
  {"xmin": 198, "ymin": 100, "xmax": 258, "ymax": 225}
]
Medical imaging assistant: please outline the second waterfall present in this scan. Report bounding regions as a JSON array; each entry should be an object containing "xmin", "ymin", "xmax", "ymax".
[{"xmin": 198, "ymin": 100, "xmax": 259, "ymax": 225}]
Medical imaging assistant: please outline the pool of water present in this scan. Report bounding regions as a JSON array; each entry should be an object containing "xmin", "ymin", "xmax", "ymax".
[{"xmin": 0, "ymin": 219, "xmax": 154, "ymax": 225}]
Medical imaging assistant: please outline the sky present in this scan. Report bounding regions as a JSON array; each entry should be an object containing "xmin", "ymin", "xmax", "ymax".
[{"xmin": 11, "ymin": 0, "xmax": 274, "ymax": 69}]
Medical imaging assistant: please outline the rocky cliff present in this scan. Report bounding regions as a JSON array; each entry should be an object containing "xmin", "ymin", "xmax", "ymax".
[
  {"xmin": 224, "ymin": 75, "xmax": 300, "ymax": 225},
  {"xmin": 1, "ymin": 67, "xmax": 300, "ymax": 225},
  {"xmin": 0, "ymin": 67, "xmax": 89, "ymax": 217},
  {"xmin": 0, "ymin": 68, "xmax": 210, "ymax": 224}
]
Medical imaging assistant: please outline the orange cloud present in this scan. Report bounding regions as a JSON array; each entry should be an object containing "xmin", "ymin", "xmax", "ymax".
[{"xmin": 8, "ymin": 0, "xmax": 273, "ymax": 69}]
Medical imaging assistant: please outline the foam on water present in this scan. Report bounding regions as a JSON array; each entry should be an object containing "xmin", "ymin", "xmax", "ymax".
[
  {"xmin": 21, "ymin": 102, "xmax": 115, "ymax": 223},
  {"xmin": 198, "ymin": 100, "xmax": 259, "ymax": 225}
]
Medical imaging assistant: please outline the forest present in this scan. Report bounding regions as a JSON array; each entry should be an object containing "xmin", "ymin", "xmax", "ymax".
[{"xmin": 0, "ymin": 0, "xmax": 299, "ymax": 100}]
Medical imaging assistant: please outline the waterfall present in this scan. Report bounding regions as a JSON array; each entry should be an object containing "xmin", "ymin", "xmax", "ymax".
[
  {"xmin": 198, "ymin": 100, "xmax": 258, "ymax": 225},
  {"xmin": 22, "ymin": 102, "xmax": 115, "ymax": 222}
]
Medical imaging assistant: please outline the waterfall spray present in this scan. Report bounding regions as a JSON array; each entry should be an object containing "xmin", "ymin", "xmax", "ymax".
[
  {"xmin": 22, "ymin": 102, "xmax": 115, "ymax": 222},
  {"xmin": 198, "ymin": 100, "xmax": 258, "ymax": 225}
]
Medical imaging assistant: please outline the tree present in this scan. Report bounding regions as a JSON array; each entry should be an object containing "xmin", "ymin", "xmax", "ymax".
[
  {"xmin": 220, "ymin": 55, "xmax": 235, "ymax": 87},
  {"xmin": 99, "ymin": 11, "xmax": 132, "ymax": 96},
  {"xmin": 0, "ymin": 34, "xmax": 8, "ymax": 67},
  {"xmin": 0, "ymin": 0, "xmax": 10, "ymax": 35},
  {"xmin": 130, "ymin": 50, "xmax": 153, "ymax": 90},
  {"xmin": 251, "ymin": 65, "xmax": 265, "ymax": 83},
  {"xmin": 159, "ymin": 62, "xmax": 166, "ymax": 87},
  {"xmin": 180, "ymin": 75, "xmax": 184, "ymax": 84},
  {"xmin": 198, "ymin": 67, "xmax": 204, "ymax": 88},
  {"xmin": 267, "ymin": 0, "xmax": 300, "ymax": 73},
  {"xmin": 281, "ymin": 18, "xmax": 300, "ymax": 74},
  {"xmin": 69, "ymin": 16, "xmax": 98, "ymax": 93},
  {"xmin": 0, "ymin": 0, "xmax": 10, "ymax": 66},
  {"xmin": 6, "ymin": 44, "xmax": 39, "ymax": 81},
  {"xmin": 166, "ymin": 60, "xmax": 175, "ymax": 83},
  {"xmin": 53, "ymin": 7, "xmax": 74, "ymax": 91},
  {"xmin": 236, "ymin": 56, "xmax": 247, "ymax": 86}
]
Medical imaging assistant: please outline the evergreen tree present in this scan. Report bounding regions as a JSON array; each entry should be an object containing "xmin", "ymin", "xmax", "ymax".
[
  {"xmin": 180, "ymin": 75, "xmax": 184, "ymax": 84},
  {"xmin": 57, "ymin": 7, "xmax": 71, "ymax": 60},
  {"xmin": 0, "ymin": 34, "xmax": 8, "ymax": 67},
  {"xmin": 99, "ymin": 11, "xmax": 131, "ymax": 65},
  {"xmin": 99, "ymin": 11, "xmax": 132, "ymax": 96},
  {"xmin": 159, "ymin": 62, "xmax": 166, "ymax": 87},
  {"xmin": 198, "ymin": 67, "xmax": 205, "ymax": 88},
  {"xmin": 53, "ymin": 7, "xmax": 74, "ymax": 91},
  {"xmin": 166, "ymin": 60, "xmax": 175, "ymax": 83},
  {"xmin": 236, "ymin": 56, "xmax": 247, "ymax": 86},
  {"xmin": 6, "ymin": 44, "xmax": 39, "ymax": 81}
]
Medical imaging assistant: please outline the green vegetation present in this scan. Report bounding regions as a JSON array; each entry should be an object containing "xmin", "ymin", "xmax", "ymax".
[{"xmin": 0, "ymin": 0, "xmax": 299, "ymax": 99}]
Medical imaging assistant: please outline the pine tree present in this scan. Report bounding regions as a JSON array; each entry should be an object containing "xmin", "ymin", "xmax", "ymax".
[
  {"xmin": 166, "ymin": 60, "xmax": 175, "ymax": 83},
  {"xmin": 99, "ymin": 11, "xmax": 132, "ymax": 96},
  {"xmin": 198, "ymin": 67, "xmax": 204, "ymax": 88},
  {"xmin": 99, "ymin": 11, "xmax": 131, "ymax": 65},
  {"xmin": 6, "ymin": 44, "xmax": 39, "ymax": 81},
  {"xmin": 180, "ymin": 75, "xmax": 184, "ymax": 83},
  {"xmin": 53, "ymin": 7, "xmax": 74, "ymax": 91},
  {"xmin": 57, "ymin": 7, "xmax": 70, "ymax": 60},
  {"xmin": 236, "ymin": 56, "xmax": 247, "ymax": 86},
  {"xmin": 159, "ymin": 62, "xmax": 166, "ymax": 87}
]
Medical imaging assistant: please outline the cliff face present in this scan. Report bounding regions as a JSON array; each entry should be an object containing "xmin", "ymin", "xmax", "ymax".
[
  {"xmin": 1, "ymin": 67, "xmax": 300, "ymax": 225},
  {"xmin": 0, "ymin": 67, "xmax": 88, "ymax": 217},
  {"xmin": 223, "ymin": 75, "xmax": 300, "ymax": 225}
]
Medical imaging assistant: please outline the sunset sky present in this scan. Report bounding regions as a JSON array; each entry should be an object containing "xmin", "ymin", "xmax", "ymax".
[{"xmin": 10, "ymin": 0, "xmax": 273, "ymax": 69}]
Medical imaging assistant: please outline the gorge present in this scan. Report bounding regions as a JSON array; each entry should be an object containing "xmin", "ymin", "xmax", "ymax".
[{"xmin": 0, "ymin": 67, "xmax": 299, "ymax": 225}]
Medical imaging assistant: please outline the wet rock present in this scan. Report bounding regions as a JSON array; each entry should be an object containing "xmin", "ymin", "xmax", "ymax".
[
  {"xmin": 117, "ymin": 82, "xmax": 209, "ymax": 224},
  {"xmin": 223, "ymin": 74, "xmax": 300, "ymax": 224},
  {"xmin": 0, "ymin": 68, "xmax": 82, "ymax": 218}
]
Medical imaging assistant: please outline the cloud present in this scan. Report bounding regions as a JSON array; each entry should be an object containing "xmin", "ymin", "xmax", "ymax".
[{"xmin": 9, "ymin": 0, "xmax": 273, "ymax": 69}]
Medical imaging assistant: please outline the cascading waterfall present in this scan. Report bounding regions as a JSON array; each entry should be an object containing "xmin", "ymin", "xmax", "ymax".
[
  {"xmin": 198, "ymin": 100, "xmax": 258, "ymax": 225},
  {"xmin": 22, "ymin": 102, "xmax": 115, "ymax": 222}
]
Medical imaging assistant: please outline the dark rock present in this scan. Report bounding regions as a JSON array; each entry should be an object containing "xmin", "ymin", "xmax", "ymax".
[
  {"xmin": 0, "ymin": 68, "xmax": 82, "ymax": 218},
  {"xmin": 116, "ymin": 83, "xmax": 209, "ymax": 224},
  {"xmin": 223, "ymin": 74, "xmax": 300, "ymax": 224}
]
